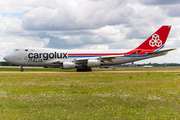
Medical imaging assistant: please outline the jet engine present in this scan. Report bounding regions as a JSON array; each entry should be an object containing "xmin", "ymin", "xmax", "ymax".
[
  {"xmin": 87, "ymin": 60, "xmax": 101, "ymax": 67},
  {"xmin": 62, "ymin": 62, "xmax": 76, "ymax": 69}
]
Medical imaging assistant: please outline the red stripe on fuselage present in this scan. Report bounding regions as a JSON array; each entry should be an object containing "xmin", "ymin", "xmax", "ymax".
[{"xmin": 68, "ymin": 53, "xmax": 124, "ymax": 55}]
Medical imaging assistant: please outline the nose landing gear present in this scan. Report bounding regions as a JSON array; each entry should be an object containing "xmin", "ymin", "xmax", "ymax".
[{"xmin": 20, "ymin": 65, "xmax": 24, "ymax": 72}]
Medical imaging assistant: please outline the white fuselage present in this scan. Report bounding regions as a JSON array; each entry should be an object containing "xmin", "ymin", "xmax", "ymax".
[{"xmin": 3, "ymin": 48, "xmax": 167, "ymax": 67}]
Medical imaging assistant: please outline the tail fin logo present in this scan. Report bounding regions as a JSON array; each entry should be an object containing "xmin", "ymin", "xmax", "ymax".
[{"xmin": 149, "ymin": 34, "xmax": 162, "ymax": 47}]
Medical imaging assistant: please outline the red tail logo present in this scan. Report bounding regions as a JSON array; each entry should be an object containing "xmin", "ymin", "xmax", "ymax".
[{"xmin": 149, "ymin": 34, "xmax": 162, "ymax": 47}]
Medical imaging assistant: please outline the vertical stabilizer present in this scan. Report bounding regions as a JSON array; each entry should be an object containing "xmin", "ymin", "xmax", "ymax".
[{"xmin": 127, "ymin": 25, "xmax": 171, "ymax": 55}]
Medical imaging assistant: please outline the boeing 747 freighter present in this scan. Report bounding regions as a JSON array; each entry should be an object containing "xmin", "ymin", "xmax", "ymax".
[{"xmin": 3, "ymin": 25, "xmax": 174, "ymax": 72}]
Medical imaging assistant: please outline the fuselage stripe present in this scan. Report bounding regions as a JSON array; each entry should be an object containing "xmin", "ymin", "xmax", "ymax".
[
  {"xmin": 68, "ymin": 53, "xmax": 123, "ymax": 55},
  {"xmin": 68, "ymin": 55, "xmax": 110, "ymax": 57},
  {"xmin": 68, "ymin": 55, "xmax": 150, "ymax": 58}
]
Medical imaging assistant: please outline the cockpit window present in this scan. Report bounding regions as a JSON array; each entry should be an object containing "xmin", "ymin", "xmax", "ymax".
[{"xmin": 14, "ymin": 49, "xmax": 18, "ymax": 51}]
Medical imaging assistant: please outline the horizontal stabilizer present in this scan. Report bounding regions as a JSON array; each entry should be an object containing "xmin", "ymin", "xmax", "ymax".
[{"xmin": 146, "ymin": 48, "xmax": 175, "ymax": 55}]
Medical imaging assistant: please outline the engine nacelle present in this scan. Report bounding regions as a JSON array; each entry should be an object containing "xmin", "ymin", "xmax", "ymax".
[
  {"xmin": 62, "ymin": 62, "xmax": 76, "ymax": 69},
  {"xmin": 87, "ymin": 60, "xmax": 101, "ymax": 67}
]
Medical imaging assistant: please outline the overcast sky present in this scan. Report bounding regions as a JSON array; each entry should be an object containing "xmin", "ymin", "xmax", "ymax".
[{"xmin": 1, "ymin": 0, "xmax": 180, "ymax": 63}]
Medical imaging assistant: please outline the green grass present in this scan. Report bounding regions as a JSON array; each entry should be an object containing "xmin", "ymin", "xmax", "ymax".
[
  {"xmin": 94, "ymin": 67, "xmax": 180, "ymax": 71},
  {"xmin": 0, "ymin": 67, "xmax": 76, "ymax": 72},
  {"xmin": 1, "ymin": 71, "xmax": 180, "ymax": 119},
  {"xmin": 1, "ymin": 66, "xmax": 180, "ymax": 72}
]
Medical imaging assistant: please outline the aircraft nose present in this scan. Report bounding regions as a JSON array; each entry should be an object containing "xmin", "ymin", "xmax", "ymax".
[{"xmin": 3, "ymin": 54, "xmax": 13, "ymax": 62}]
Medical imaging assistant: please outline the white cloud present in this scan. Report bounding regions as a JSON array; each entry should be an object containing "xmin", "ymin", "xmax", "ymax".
[
  {"xmin": 43, "ymin": 25, "xmax": 126, "ymax": 49},
  {"xmin": 138, "ymin": 0, "xmax": 180, "ymax": 5},
  {"xmin": 22, "ymin": 0, "xmax": 133, "ymax": 30},
  {"xmin": 0, "ymin": 15, "xmax": 24, "ymax": 35},
  {"xmin": 0, "ymin": 0, "xmax": 58, "ymax": 13},
  {"xmin": 85, "ymin": 44, "xmax": 109, "ymax": 50}
]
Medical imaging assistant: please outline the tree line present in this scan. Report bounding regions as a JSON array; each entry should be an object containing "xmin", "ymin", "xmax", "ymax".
[{"xmin": 0, "ymin": 62, "xmax": 18, "ymax": 66}]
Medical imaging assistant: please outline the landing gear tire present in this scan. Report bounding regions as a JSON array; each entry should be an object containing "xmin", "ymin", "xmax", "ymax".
[
  {"xmin": 87, "ymin": 67, "xmax": 92, "ymax": 71},
  {"xmin": 20, "ymin": 65, "xmax": 24, "ymax": 72},
  {"xmin": 76, "ymin": 67, "xmax": 92, "ymax": 72}
]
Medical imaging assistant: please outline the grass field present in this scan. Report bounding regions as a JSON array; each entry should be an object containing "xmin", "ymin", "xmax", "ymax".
[
  {"xmin": 1, "ymin": 66, "xmax": 180, "ymax": 72},
  {"xmin": 0, "ymin": 68, "xmax": 180, "ymax": 119}
]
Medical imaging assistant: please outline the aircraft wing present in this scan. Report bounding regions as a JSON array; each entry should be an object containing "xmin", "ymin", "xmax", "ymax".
[
  {"xmin": 146, "ymin": 48, "xmax": 176, "ymax": 55},
  {"xmin": 44, "ymin": 55, "xmax": 123, "ymax": 64},
  {"xmin": 100, "ymin": 55, "xmax": 124, "ymax": 62},
  {"xmin": 75, "ymin": 55, "xmax": 124, "ymax": 63}
]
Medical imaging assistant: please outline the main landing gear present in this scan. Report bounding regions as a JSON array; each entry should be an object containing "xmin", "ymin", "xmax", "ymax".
[
  {"xmin": 76, "ymin": 67, "xmax": 92, "ymax": 72},
  {"xmin": 20, "ymin": 65, "xmax": 24, "ymax": 72}
]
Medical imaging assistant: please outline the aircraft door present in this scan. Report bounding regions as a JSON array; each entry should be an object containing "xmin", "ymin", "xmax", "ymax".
[
  {"xmin": 24, "ymin": 49, "xmax": 28, "ymax": 64},
  {"xmin": 15, "ymin": 50, "xmax": 25, "ymax": 65}
]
